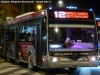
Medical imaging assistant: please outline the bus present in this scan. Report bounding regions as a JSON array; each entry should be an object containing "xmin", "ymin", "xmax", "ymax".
[
  {"xmin": 96, "ymin": 19, "xmax": 100, "ymax": 48},
  {"xmin": 2, "ymin": 8, "xmax": 99, "ymax": 70}
]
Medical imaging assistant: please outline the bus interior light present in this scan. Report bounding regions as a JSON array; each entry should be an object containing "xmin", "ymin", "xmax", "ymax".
[{"xmin": 55, "ymin": 28, "xmax": 59, "ymax": 32}]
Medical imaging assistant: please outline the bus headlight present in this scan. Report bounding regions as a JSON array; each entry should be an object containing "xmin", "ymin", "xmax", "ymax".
[
  {"xmin": 91, "ymin": 57, "xmax": 96, "ymax": 61},
  {"xmin": 52, "ymin": 58, "xmax": 57, "ymax": 62}
]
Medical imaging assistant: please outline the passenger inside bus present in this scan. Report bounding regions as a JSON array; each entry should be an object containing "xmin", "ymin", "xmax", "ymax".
[
  {"xmin": 28, "ymin": 30, "xmax": 34, "ymax": 41},
  {"xmin": 64, "ymin": 37, "xmax": 75, "ymax": 47}
]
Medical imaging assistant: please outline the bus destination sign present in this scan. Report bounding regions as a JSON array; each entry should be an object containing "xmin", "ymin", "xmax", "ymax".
[
  {"xmin": 54, "ymin": 11, "xmax": 88, "ymax": 18},
  {"xmin": 49, "ymin": 10, "xmax": 94, "ymax": 20}
]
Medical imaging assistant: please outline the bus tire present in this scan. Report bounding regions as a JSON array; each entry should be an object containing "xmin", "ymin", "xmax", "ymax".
[
  {"xmin": 28, "ymin": 54, "xmax": 34, "ymax": 70},
  {"xmin": 7, "ymin": 50, "xmax": 10, "ymax": 62}
]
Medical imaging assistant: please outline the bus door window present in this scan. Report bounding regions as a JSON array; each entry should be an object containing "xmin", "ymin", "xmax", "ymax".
[
  {"xmin": 35, "ymin": 18, "xmax": 43, "ymax": 66},
  {"xmin": 5, "ymin": 25, "xmax": 16, "ymax": 58},
  {"xmin": 6, "ymin": 26, "xmax": 16, "ymax": 42},
  {"xmin": 20, "ymin": 23, "xmax": 29, "ymax": 41},
  {"xmin": 98, "ymin": 33, "xmax": 100, "ymax": 42},
  {"xmin": 98, "ymin": 33, "xmax": 100, "ymax": 49},
  {"xmin": 41, "ymin": 17, "xmax": 47, "ymax": 55}
]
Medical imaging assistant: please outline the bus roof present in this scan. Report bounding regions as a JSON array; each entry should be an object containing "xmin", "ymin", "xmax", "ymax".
[
  {"xmin": 6, "ymin": 10, "xmax": 47, "ymax": 25},
  {"xmin": 15, "ymin": 12, "xmax": 35, "ymax": 19}
]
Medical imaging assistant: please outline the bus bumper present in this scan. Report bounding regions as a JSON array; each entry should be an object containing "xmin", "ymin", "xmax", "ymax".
[{"xmin": 47, "ymin": 57, "xmax": 98, "ymax": 68}]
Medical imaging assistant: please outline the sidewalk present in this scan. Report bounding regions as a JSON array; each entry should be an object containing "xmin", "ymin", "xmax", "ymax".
[{"xmin": 0, "ymin": 58, "xmax": 6, "ymax": 63}]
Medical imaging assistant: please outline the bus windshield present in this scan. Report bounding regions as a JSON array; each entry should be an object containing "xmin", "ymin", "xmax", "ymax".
[{"xmin": 48, "ymin": 20, "xmax": 96, "ymax": 52}]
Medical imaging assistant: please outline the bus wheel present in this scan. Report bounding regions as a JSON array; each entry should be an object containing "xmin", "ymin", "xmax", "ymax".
[
  {"xmin": 7, "ymin": 50, "xmax": 10, "ymax": 62},
  {"xmin": 28, "ymin": 54, "xmax": 34, "ymax": 69}
]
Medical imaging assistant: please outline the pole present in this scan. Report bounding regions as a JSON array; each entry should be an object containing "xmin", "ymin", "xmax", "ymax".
[{"xmin": 21, "ymin": 0, "xmax": 25, "ymax": 14}]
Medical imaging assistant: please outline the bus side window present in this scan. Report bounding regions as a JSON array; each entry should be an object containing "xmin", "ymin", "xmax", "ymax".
[
  {"xmin": 6, "ymin": 28, "xmax": 15, "ymax": 42},
  {"xmin": 20, "ymin": 25, "xmax": 28, "ymax": 41},
  {"xmin": 20, "ymin": 33, "xmax": 25, "ymax": 41},
  {"xmin": 12, "ymin": 30, "xmax": 15, "ymax": 41},
  {"xmin": 28, "ymin": 30, "xmax": 34, "ymax": 41},
  {"xmin": 6, "ymin": 31, "xmax": 10, "ymax": 41}
]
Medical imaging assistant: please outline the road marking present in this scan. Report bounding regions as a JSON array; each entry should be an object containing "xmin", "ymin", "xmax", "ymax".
[
  {"xmin": 0, "ymin": 62, "xmax": 18, "ymax": 66},
  {"xmin": 11, "ymin": 69, "xmax": 30, "ymax": 74},
  {"xmin": 56, "ymin": 74, "xmax": 68, "ymax": 75},
  {"xmin": 32, "ymin": 71, "xmax": 46, "ymax": 75},
  {"xmin": 99, "ymin": 70, "xmax": 100, "ymax": 72},
  {"xmin": 0, "ymin": 67, "xmax": 19, "ymax": 74}
]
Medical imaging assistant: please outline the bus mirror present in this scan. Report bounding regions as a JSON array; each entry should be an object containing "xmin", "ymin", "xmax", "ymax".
[
  {"xmin": 42, "ymin": 17, "xmax": 46, "ymax": 30},
  {"xmin": 97, "ymin": 21, "xmax": 100, "ymax": 31}
]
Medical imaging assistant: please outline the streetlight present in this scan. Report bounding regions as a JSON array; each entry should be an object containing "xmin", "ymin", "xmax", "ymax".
[
  {"xmin": 56, "ymin": 0, "xmax": 64, "ymax": 7},
  {"xmin": 37, "ymin": 5, "xmax": 41, "ymax": 10},
  {"xmin": 49, "ymin": 6, "xmax": 52, "ymax": 9},
  {"xmin": 58, "ymin": 1, "xmax": 63, "ymax": 4}
]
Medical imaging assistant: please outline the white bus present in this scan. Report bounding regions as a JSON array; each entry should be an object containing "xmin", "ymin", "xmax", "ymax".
[{"xmin": 2, "ymin": 8, "xmax": 99, "ymax": 70}]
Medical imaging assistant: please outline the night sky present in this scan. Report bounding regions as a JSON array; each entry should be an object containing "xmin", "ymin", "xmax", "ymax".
[
  {"xmin": 69, "ymin": 0, "xmax": 100, "ymax": 17},
  {"xmin": 1, "ymin": 0, "xmax": 100, "ymax": 17},
  {"xmin": 49, "ymin": 0, "xmax": 100, "ymax": 17}
]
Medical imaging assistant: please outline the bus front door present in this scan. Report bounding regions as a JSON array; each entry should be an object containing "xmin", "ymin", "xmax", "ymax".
[
  {"xmin": 15, "ymin": 27, "xmax": 20, "ymax": 63},
  {"xmin": 98, "ymin": 32, "xmax": 100, "ymax": 63},
  {"xmin": 36, "ymin": 24, "xmax": 42, "ymax": 66}
]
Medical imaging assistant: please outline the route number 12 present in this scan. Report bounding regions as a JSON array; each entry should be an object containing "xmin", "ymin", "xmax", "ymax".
[{"xmin": 54, "ymin": 11, "xmax": 66, "ymax": 18}]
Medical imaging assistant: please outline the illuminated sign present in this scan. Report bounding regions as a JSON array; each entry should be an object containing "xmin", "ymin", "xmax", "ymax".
[
  {"xmin": 98, "ymin": 22, "xmax": 100, "ymax": 26},
  {"xmin": 49, "ymin": 10, "xmax": 94, "ymax": 20},
  {"xmin": 54, "ymin": 11, "xmax": 88, "ymax": 18}
]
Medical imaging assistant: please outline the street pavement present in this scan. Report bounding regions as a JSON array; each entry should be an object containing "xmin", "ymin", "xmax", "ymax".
[{"xmin": 0, "ymin": 58, "xmax": 100, "ymax": 75}]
